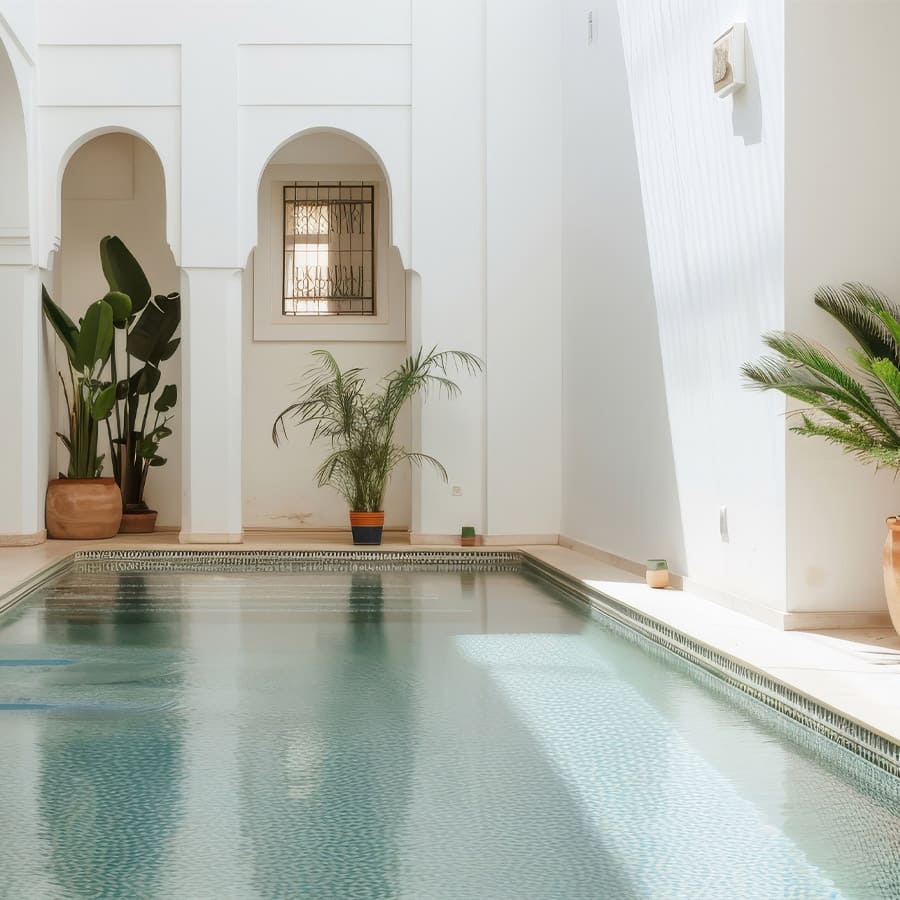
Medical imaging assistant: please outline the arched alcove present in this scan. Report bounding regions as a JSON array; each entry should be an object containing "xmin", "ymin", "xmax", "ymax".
[
  {"xmin": 0, "ymin": 46, "xmax": 28, "ymax": 240},
  {"xmin": 0, "ymin": 37, "xmax": 42, "ymax": 541},
  {"xmin": 55, "ymin": 132, "xmax": 181, "ymax": 526},
  {"xmin": 242, "ymin": 129, "xmax": 411, "ymax": 535}
]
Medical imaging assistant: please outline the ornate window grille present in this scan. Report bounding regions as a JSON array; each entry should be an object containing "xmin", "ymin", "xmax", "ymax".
[{"xmin": 282, "ymin": 182, "xmax": 375, "ymax": 316}]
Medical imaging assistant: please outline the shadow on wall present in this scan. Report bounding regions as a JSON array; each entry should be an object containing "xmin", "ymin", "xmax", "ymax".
[{"xmin": 733, "ymin": 30, "xmax": 762, "ymax": 146}]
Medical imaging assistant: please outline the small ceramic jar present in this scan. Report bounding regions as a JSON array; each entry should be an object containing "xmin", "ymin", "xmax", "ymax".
[{"xmin": 646, "ymin": 559, "xmax": 670, "ymax": 589}]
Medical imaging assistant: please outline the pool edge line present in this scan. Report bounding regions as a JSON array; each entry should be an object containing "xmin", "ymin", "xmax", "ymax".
[
  {"xmin": 0, "ymin": 555, "xmax": 74, "ymax": 617},
  {"xmin": 520, "ymin": 551, "xmax": 900, "ymax": 783},
  {"xmin": 3, "ymin": 546, "xmax": 899, "ymax": 785}
]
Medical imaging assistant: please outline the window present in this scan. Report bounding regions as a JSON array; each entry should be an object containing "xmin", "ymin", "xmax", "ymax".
[
  {"xmin": 283, "ymin": 182, "xmax": 375, "ymax": 316},
  {"xmin": 254, "ymin": 163, "xmax": 405, "ymax": 342}
]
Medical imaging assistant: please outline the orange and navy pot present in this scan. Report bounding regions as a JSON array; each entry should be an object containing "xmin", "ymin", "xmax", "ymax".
[{"xmin": 349, "ymin": 511, "xmax": 385, "ymax": 545}]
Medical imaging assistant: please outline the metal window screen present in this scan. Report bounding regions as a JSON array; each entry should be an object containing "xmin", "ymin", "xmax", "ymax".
[{"xmin": 283, "ymin": 182, "xmax": 375, "ymax": 316}]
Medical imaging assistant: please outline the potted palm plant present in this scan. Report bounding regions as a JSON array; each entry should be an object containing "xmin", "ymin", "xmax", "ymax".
[
  {"xmin": 42, "ymin": 286, "xmax": 126, "ymax": 539},
  {"xmin": 98, "ymin": 236, "xmax": 180, "ymax": 532},
  {"xmin": 742, "ymin": 282, "xmax": 900, "ymax": 634},
  {"xmin": 272, "ymin": 347, "xmax": 483, "ymax": 545}
]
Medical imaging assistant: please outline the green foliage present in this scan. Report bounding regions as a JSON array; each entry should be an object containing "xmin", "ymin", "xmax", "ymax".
[
  {"xmin": 273, "ymin": 347, "xmax": 484, "ymax": 512},
  {"xmin": 98, "ymin": 236, "xmax": 180, "ymax": 507},
  {"xmin": 743, "ymin": 282, "xmax": 900, "ymax": 471},
  {"xmin": 41, "ymin": 287, "xmax": 116, "ymax": 478},
  {"xmin": 100, "ymin": 235, "xmax": 151, "ymax": 315},
  {"xmin": 43, "ymin": 236, "xmax": 181, "ymax": 496}
]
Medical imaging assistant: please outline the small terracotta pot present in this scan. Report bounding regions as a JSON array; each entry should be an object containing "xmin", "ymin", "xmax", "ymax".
[
  {"xmin": 349, "ymin": 511, "xmax": 384, "ymax": 545},
  {"xmin": 646, "ymin": 568, "xmax": 670, "ymax": 589},
  {"xmin": 119, "ymin": 509, "xmax": 158, "ymax": 534},
  {"xmin": 46, "ymin": 478, "xmax": 122, "ymax": 540},
  {"xmin": 882, "ymin": 517, "xmax": 900, "ymax": 636}
]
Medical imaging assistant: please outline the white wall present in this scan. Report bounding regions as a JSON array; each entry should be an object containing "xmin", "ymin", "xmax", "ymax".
[
  {"xmin": 784, "ymin": 1, "xmax": 900, "ymax": 614},
  {"xmin": 58, "ymin": 134, "xmax": 182, "ymax": 526},
  {"xmin": 243, "ymin": 132, "xmax": 410, "ymax": 530},
  {"xmin": 561, "ymin": 0, "xmax": 685, "ymax": 573},
  {"xmin": 485, "ymin": 0, "xmax": 562, "ymax": 539},
  {"xmin": 562, "ymin": 0, "xmax": 788, "ymax": 616},
  {"xmin": 0, "ymin": 14, "xmax": 47, "ymax": 542},
  {"xmin": 409, "ymin": 0, "xmax": 488, "ymax": 538}
]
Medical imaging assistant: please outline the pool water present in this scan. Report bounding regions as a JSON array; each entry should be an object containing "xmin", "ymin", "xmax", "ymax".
[{"xmin": 0, "ymin": 560, "xmax": 899, "ymax": 899}]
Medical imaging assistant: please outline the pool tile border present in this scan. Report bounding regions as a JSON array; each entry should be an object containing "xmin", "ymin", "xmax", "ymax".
[
  {"xmin": 2, "ymin": 546, "xmax": 899, "ymax": 786},
  {"xmin": 521, "ymin": 554, "xmax": 900, "ymax": 784}
]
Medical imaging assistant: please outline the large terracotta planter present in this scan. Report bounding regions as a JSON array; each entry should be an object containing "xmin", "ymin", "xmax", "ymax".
[
  {"xmin": 349, "ymin": 511, "xmax": 384, "ymax": 545},
  {"xmin": 883, "ymin": 517, "xmax": 900, "ymax": 635},
  {"xmin": 46, "ymin": 478, "xmax": 122, "ymax": 540}
]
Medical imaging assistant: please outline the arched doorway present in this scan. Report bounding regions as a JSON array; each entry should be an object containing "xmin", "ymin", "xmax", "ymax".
[
  {"xmin": 0, "ymin": 39, "xmax": 43, "ymax": 543},
  {"xmin": 55, "ymin": 132, "xmax": 181, "ymax": 527},
  {"xmin": 243, "ymin": 129, "xmax": 411, "ymax": 535}
]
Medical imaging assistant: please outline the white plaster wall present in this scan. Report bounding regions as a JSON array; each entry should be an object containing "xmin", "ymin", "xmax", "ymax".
[
  {"xmin": 784, "ymin": 1, "xmax": 900, "ymax": 614},
  {"xmin": 565, "ymin": 0, "xmax": 788, "ymax": 613},
  {"xmin": 409, "ymin": 0, "xmax": 488, "ymax": 537},
  {"xmin": 17, "ymin": 0, "xmax": 551, "ymax": 543},
  {"xmin": 560, "ymin": 1, "xmax": 685, "ymax": 572},
  {"xmin": 57, "ymin": 134, "xmax": 182, "ymax": 526},
  {"xmin": 484, "ymin": 0, "xmax": 562, "ymax": 538},
  {"xmin": 243, "ymin": 132, "xmax": 410, "ymax": 530}
]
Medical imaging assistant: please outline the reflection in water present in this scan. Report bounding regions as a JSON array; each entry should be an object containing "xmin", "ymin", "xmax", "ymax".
[
  {"xmin": 0, "ymin": 562, "xmax": 899, "ymax": 898},
  {"xmin": 36, "ymin": 572, "xmax": 186, "ymax": 899},
  {"xmin": 241, "ymin": 572, "xmax": 414, "ymax": 899}
]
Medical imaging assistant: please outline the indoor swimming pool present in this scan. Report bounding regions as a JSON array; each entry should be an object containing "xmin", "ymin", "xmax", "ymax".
[{"xmin": 0, "ymin": 552, "xmax": 898, "ymax": 899}]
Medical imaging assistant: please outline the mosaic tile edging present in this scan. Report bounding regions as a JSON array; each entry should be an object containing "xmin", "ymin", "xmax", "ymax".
[
  {"xmin": 521, "ymin": 553, "xmax": 900, "ymax": 785},
  {"xmin": 72, "ymin": 548, "xmax": 521, "ymax": 575}
]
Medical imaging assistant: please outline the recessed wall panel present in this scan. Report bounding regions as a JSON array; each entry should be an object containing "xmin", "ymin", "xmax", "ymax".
[
  {"xmin": 38, "ymin": 45, "xmax": 181, "ymax": 107},
  {"xmin": 239, "ymin": 45, "xmax": 411, "ymax": 106}
]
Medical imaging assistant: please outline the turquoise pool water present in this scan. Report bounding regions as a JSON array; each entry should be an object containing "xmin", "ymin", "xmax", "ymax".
[{"xmin": 0, "ymin": 558, "xmax": 899, "ymax": 899}]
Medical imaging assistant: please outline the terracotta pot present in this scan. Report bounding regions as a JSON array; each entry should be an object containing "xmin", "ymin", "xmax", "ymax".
[
  {"xmin": 119, "ymin": 509, "xmax": 158, "ymax": 534},
  {"xmin": 46, "ymin": 478, "xmax": 122, "ymax": 540},
  {"xmin": 645, "ymin": 568, "xmax": 670, "ymax": 589},
  {"xmin": 882, "ymin": 517, "xmax": 900, "ymax": 635},
  {"xmin": 349, "ymin": 511, "xmax": 384, "ymax": 545}
]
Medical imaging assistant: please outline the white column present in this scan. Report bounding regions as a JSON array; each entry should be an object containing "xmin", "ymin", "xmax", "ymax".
[
  {"xmin": 179, "ymin": 267, "xmax": 243, "ymax": 543},
  {"xmin": 410, "ymin": 0, "xmax": 488, "ymax": 540},
  {"xmin": 178, "ymin": 35, "xmax": 243, "ymax": 543},
  {"xmin": 0, "ymin": 257, "xmax": 46, "ymax": 544},
  {"xmin": 484, "ymin": 0, "xmax": 562, "ymax": 541}
]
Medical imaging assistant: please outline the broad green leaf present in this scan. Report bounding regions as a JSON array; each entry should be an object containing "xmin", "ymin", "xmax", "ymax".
[
  {"xmin": 127, "ymin": 293, "xmax": 181, "ymax": 364},
  {"xmin": 159, "ymin": 337, "xmax": 180, "ymax": 361},
  {"xmin": 103, "ymin": 290, "xmax": 132, "ymax": 325},
  {"xmin": 149, "ymin": 456, "xmax": 167, "ymax": 467},
  {"xmin": 136, "ymin": 365, "xmax": 161, "ymax": 395},
  {"xmin": 99, "ymin": 235, "xmax": 151, "ymax": 313},
  {"xmin": 91, "ymin": 383, "xmax": 117, "ymax": 420},
  {"xmin": 116, "ymin": 379, "xmax": 130, "ymax": 400},
  {"xmin": 75, "ymin": 299, "xmax": 114, "ymax": 371},
  {"xmin": 41, "ymin": 285, "xmax": 79, "ymax": 365},
  {"xmin": 154, "ymin": 384, "xmax": 177, "ymax": 412}
]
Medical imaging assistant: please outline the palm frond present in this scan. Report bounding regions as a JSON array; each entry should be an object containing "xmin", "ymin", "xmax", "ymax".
[
  {"xmin": 273, "ymin": 347, "xmax": 483, "ymax": 510},
  {"xmin": 744, "ymin": 283, "xmax": 900, "ymax": 472},
  {"xmin": 814, "ymin": 283, "xmax": 900, "ymax": 365}
]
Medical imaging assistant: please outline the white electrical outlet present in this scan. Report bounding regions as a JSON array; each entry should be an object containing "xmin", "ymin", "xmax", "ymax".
[
  {"xmin": 719, "ymin": 506, "xmax": 730, "ymax": 543},
  {"xmin": 452, "ymin": 486, "xmax": 462, "ymax": 497}
]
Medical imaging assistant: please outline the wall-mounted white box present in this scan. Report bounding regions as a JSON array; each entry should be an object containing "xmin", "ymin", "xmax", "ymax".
[{"xmin": 713, "ymin": 23, "xmax": 746, "ymax": 97}]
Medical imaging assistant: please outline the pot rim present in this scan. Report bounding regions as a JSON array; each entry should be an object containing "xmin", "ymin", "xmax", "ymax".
[{"xmin": 48, "ymin": 477, "xmax": 118, "ymax": 486}]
